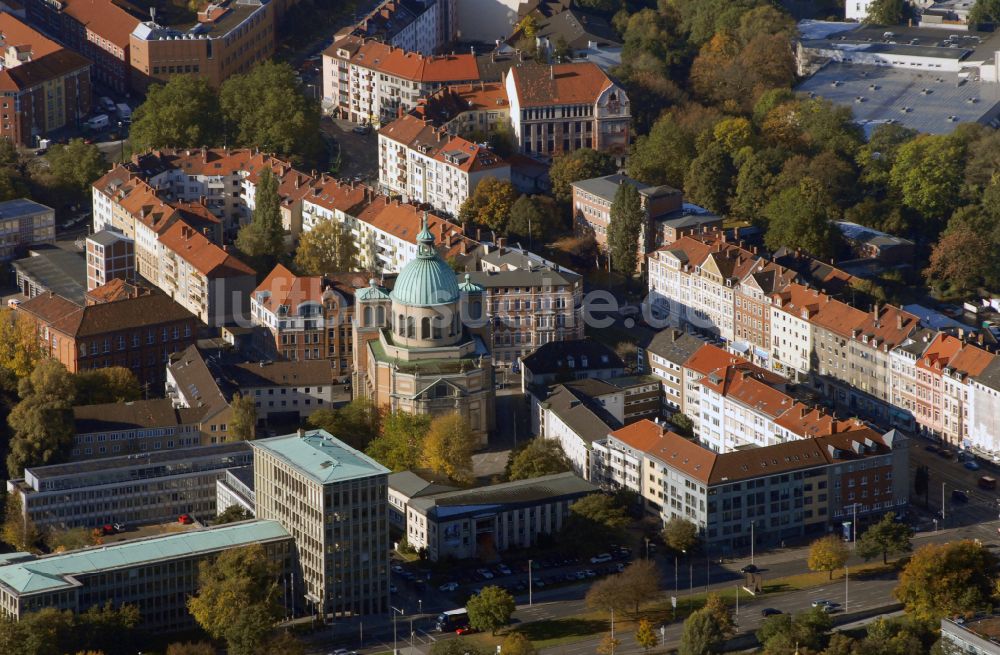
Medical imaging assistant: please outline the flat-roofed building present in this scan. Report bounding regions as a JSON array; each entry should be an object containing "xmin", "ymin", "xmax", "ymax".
[
  {"xmin": 6, "ymin": 442, "xmax": 252, "ymax": 532},
  {"xmin": 0, "ymin": 199, "xmax": 54, "ymax": 260},
  {"xmin": 12, "ymin": 246, "xmax": 86, "ymax": 305},
  {"xmin": 251, "ymin": 429, "xmax": 390, "ymax": 618},
  {"xmin": 217, "ymin": 465, "xmax": 255, "ymax": 516},
  {"xmin": 0, "ymin": 520, "xmax": 293, "ymax": 631},
  {"xmin": 405, "ymin": 471, "xmax": 597, "ymax": 561},
  {"xmin": 85, "ymin": 229, "xmax": 134, "ymax": 291}
]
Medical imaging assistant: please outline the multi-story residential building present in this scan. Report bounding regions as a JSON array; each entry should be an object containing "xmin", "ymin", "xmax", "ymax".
[
  {"xmin": 592, "ymin": 419, "xmax": 909, "ymax": 552},
  {"xmin": 520, "ymin": 338, "xmax": 624, "ymax": 391},
  {"xmin": 153, "ymin": 220, "xmax": 257, "ymax": 326},
  {"xmin": 0, "ymin": 199, "xmax": 54, "ymax": 260},
  {"xmin": 378, "ymin": 113, "xmax": 510, "ymax": 217},
  {"xmin": 0, "ymin": 14, "xmax": 91, "ymax": 146},
  {"xmin": 16, "ymin": 290, "xmax": 198, "ymax": 390},
  {"xmin": 467, "ymin": 265, "xmax": 584, "ymax": 367},
  {"xmin": 299, "ymin": 175, "xmax": 369, "ymax": 236},
  {"xmin": 348, "ymin": 0, "xmax": 454, "ymax": 56},
  {"xmin": 504, "ymin": 62, "xmax": 630, "ymax": 164},
  {"xmin": 70, "ymin": 398, "xmax": 209, "ymax": 460},
  {"xmin": 404, "ymin": 472, "xmax": 596, "ymax": 561},
  {"xmin": 251, "ymin": 428, "xmax": 391, "ymax": 618},
  {"xmin": 811, "ymin": 302, "xmax": 919, "ymax": 424},
  {"xmin": 769, "ymin": 283, "xmax": 830, "ymax": 382},
  {"xmin": 969, "ymin": 358, "xmax": 1000, "ymax": 455},
  {"xmin": 571, "ymin": 175, "xmax": 718, "ymax": 272},
  {"xmin": 6, "ymin": 442, "xmax": 252, "ymax": 532},
  {"xmin": 537, "ymin": 383, "xmax": 620, "ymax": 480},
  {"xmin": 85, "ymin": 230, "xmax": 134, "ymax": 290},
  {"xmin": 412, "ymin": 82, "xmax": 511, "ymax": 139},
  {"xmin": 645, "ymin": 328, "xmax": 705, "ymax": 412},
  {"xmin": 0, "ymin": 521, "xmax": 294, "ymax": 630},
  {"xmin": 129, "ymin": 0, "xmax": 277, "ymax": 92},
  {"xmin": 252, "ymin": 264, "xmax": 359, "ymax": 377},
  {"xmin": 733, "ymin": 260, "xmax": 797, "ymax": 368},
  {"xmin": 323, "ymin": 35, "xmax": 482, "ymax": 125},
  {"xmin": 168, "ymin": 343, "xmax": 338, "ymax": 426},
  {"xmin": 352, "ymin": 219, "xmax": 495, "ymax": 442},
  {"xmin": 23, "ymin": 0, "xmax": 139, "ymax": 93}
]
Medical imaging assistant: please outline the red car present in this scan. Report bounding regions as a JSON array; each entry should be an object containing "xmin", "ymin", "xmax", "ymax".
[
  {"xmin": 100, "ymin": 524, "xmax": 115, "ymax": 535},
  {"xmin": 455, "ymin": 626, "xmax": 478, "ymax": 636},
  {"xmin": 178, "ymin": 514, "xmax": 194, "ymax": 525}
]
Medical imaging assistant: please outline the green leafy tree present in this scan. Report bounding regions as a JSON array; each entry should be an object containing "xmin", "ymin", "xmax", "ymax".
[
  {"xmin": 679, "ymin": 603, "xmax": 728, "ymax": 655},
  {"xmin": 808, "ymin": 534, "xmax": 849, "ymax": 580},
  {"xmin": 549, "ymin": 148, "xmax": 616, "ymax": 203},
  {"xmin": 458, "ymin": 177, "xmax": 518, "ymax": 233},
  {"xmin": 294, "ymin": 219, "xmax": 359, "ymax": 276},
  {"xmin": 236, "ymin": 167, "xmax": 284, "ymax": 265},
  {"xmin": 466, "ymin": 585, "xmax": 516, "ymax": 635},
  {"xmin": 864, "ymin": 0, "xmax": 905, "ymax": 24},
  {"xmin": 684, "ymin": 141, "xmax": 734, "ymax": 215},
  {"xmin": 670, "ymin": 413, "xmax": 695, "ymax": 438},
  {"xmin": 856, "ymin": 512, "xmax": 912, "ymax": 564},
  {"xmin": 560, "ymin": 493, "xmax": 629, "ymax": 554},
  {"xmin": 635, "ymin": 618, "xmax": 659, "ymax": 653},
  {"xmin": 757, "ymin": 607, "xmax": 832, "ymax": 654},
  {"xmin": 857, "ymin": 123, "xmax": 918, "ymax": 193},
  {"xmin": 2, "ymin": 491, "xmax": 38, "ymax": 551},
  {"xmin": 46, "ymin": 139, "xmax": 107, "ymax": 194},
  {"xmin": 894, "ymin": 540, "xmax": 997, "ymax": 622},
  {"xmin": 187, "ymin": 543, "xmax": 283, "ymax": 655},
  {"xmin": 507, "ymin": 194, "xmax": 559, "ymax": 242},
  {"xmin": 763, "ymin": 177, "xmax": 841, "ymax": 261},
  {"xmin": 229, "ymin": 392, "xmax": 257, "ymax": 441},
  {"xmin": 890, "ymin": 134, "xmax": 966, "ymax": 224},
  {"xmin": 421, "ymin": 413, "xmax": 476, "ymax": 484},
  {"xmin": 7, "ymin": 359, "xmax": 76, "ymax": 477},
  {"xmin": 220, "ymin": 61, "xmax": 321, "ymax": 164},
  {"xmin": 366, "ymin": 411, "xmax": 431, "ymax": 471},
  {"xmin": 307, "ymin": 397, "xmax": 381, "ymax": 451},
  {"xmin": 75, "ymin": 602, "xmax": 141, "ymax": 655},
  {"xmin": 506, "ymin": 438, "xmax": 571, "ymax": 481},
  {"xmin": 662, "ymin": 517, "xmax": 700, "ymax": 554},
  {"xmin": 925, "ymin": 222, "xmax": 992, "ymax": 294},
  {"xmin": 501, "ymin": 633, "xmax": 536, "ymax": 655},
  {"xmin": 73, "ymin": 367, "xmax": 141, "ymax": 405},
  {"xmin": 628, "ymin": 104, "xmax": 723, "ymax": 188},
  {"xmin": 215, "ymin": 505, "xmax": 253, "ymax": 525},
  {"xmin": 130, "ymin": 75, "xmax": 223, "ymax": 150},
  {"xmin": 607, "ymin": 182, "xmax": 644, "ymax": 276},
  {"xmin": 969, "ymin": 0, "xmax": 1000, "ymax": 25}
]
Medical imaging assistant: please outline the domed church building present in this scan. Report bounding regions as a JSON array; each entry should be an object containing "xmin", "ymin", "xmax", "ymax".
[{"xmin": 352, "ymin": 214, "xmax": 495, "ymax": 445}]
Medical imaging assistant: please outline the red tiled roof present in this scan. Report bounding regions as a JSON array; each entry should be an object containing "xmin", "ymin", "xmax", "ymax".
[
  {"xmin": 254, "ymin": 263, "xmax": 362, "ymax": 314},
  {"xmin": 379, "ymin": 114, "xmax": 507, "ymax": 173},
  {"xmin": 332, "ymin": 36, "xmax": 481, "ymax": 83},
  {"xmin": 507, "ymin": 62, "xmax": 616, "ymax": 107},
  {"xmin": 354, "ymin": 198, "xmax": 476, "ymax": 259},
  {"xmin": 810, "ymin": 298, "xmax": 868, "ymax": 338},
  {"xmin": 610, "ymin": 420, "xmax": 716, "ymax": 485},
  {"xmin": 304, "ymin": 177, "xmax": 371, "ymax": 214},
  {"xmin": 772, "ymin": 283, "xmax": 830, "ymax": 320},
  {"xmin": 158, "ymin": 221, "xmax": 255, "ymax": 278},
  {"xmin": 414, "ymin": 82, "xmax": 509, "ymax": 124},
  {"xmin": 949, "ymin": 343, "xmax": 995, "ymax": 377},
  {"xmin": 682, "ymin": 343, "xmax": 749, "ymax": 376},
  {"xmin": 0, "ymin": 13, "xmax": 61, "ymax": 61},
  {"xmin": 63, "ymin": 0, "xmax": 140, "ymax": 51},
  {"xmin": 19, "ymin": 290, "xmax": 195, "ymax": 337}
]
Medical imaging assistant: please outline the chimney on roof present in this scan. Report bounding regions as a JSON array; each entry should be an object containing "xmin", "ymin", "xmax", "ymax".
[{"xmin": 897, "ymin": 313, "xmax": 903, "ymax": 330}]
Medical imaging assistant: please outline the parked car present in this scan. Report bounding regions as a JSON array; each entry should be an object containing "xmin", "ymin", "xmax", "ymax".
[
  {"xmin": 952, "ymin": 489, "xmax": 969, "ymax": 503},
  {"xmin": 811, "ymin": 600, "xmax": 832, "ymax": 608},
  {"xmin": 352, "ymin": 125, "xmax": 371, "ymax": 135},
  {"xmin": 497, "ymin": 563, "xmax": 512, "ymax": 576},
  {"xmin": 965, "ymin": 460, "xmax": 981, "ymax": 471},
  {"xmin": 590, "ymin": 553, "xmax": 613, "ymax": 564},
  {"xmin": 740, "ymin": 564, "xmax": 759, "ymax": 574},
  {"xmin": 761, "ymin": 608, "xmax": 782, "ymax": 617},
  {"xmin": 439, "ymin": 581, "xmax": 459, "ymax": 592},
  {"xmin": 455, "ymin": 625, "xmax": 478, "ymax": 635},
  {"xmin": 112, "ymin": 522, "xmax": 126, "ymax": 532},
  {"xmin": 178, "ymin": 514, "xmax": 194, "ymax": 525}
]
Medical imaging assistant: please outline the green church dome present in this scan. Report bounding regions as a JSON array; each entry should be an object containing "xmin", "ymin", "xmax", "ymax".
[{"xmin": 390, "ymin": 213, "xmax": 461, "ymax": 307}]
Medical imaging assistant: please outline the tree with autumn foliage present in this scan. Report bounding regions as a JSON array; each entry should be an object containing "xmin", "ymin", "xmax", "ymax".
[
  {"xmin": 925, "ymin": 222, "xmax": 992, "ymax": 294},
  {"xmin": 807, "ymin": 534, "xmax": 849, "ymax": 580},
  {"xmin": 458, "ymin": 177, "xmax": 518, "ymax": 233},
  {"xmin": 0, "ymin": 308, "xmax": 42, "ymax": 392},
  {"xmin": 421, "ymin": 413, "xmax": 476, "ymax": 484},
  {"xmin": 894, "ymin": 540, "xmax": 997, "ymax": 622}
]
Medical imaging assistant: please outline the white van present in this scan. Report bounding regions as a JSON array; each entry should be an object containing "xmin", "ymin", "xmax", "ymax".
[
  {"xmin": 86, "ymin": 114, "xmax": 109, "ymax": 130},
  {"xmin": 98, "ymin": 96, "xmax": 115, "ymax": 113},
  {"xmin": 115, "ymin": 103, "xmax": 132, "ymax": 122}
]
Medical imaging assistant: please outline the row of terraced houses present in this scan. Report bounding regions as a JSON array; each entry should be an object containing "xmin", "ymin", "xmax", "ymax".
[{"xmin": 646, "ymin": 230, "xmax": 1000, "ymax": 457}]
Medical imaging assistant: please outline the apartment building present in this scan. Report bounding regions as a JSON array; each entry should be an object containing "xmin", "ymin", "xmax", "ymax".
[
  {"xmin": 323, "ymin": 35, "xmax": 481, "ymax": 125},
  {"xmin": 504, "ymin": 62, "xmax": 630, "ymax": 164},
  {"xmin": 734, "ymin": 260, "xmax": 798, "ymax": 368},
  {"xmin": 0, "ymin": 14, "xmax": 91, "ymax": 146},
  {"xmin": 592, "ymin": 419, "xmax": 909, "ymax": 552},
  {"xmin": 252, "ymin": 264, "xmax": 359, "ymax": 376},
  {"xmin": 405, "ymin": 472, "xmax": 596, "ymax": 561},
  {"xmin": 24, "ymin": 0, "xmax": 138, "ymax": 93},
  {"xmin": 769, "ymin": 283, "xmax": 830, "ymax": 382},
  {"xmin": 969, "ymin": 358, "xmax": 1000, "ymax": 455},
  {"xmin": 378, "ymin": 113, "xmax": 510, "ymax": 217},
  {"xmin": 412, "ymin": 82, "xmax": 511, "ymax": 138},
  {"xmin": 70, "ymin": 399, "xmax": 209, "ymax": 461},
  {"xmin": 0, "ymin": 199, "xmax": 54, "ymax": 260},
  {"xmin": 6, "ymin": 442, "xmax": 252, "ymax": 532},
  {"xmin": 570, "ymin": 174, "xmax": 697, "ymax": 272},
  {"xmin": 85, "ymin": 230, "xmax": 134, "ymax": 290},
  {"xmin": 129, "ymin": 0, "xmax": 276, "ymax": 92},
  {"xmin": 645, "ymin": 328, "xmax": 704, "ymax": 412},
  {"xmin": 299, "ymin": 175, "xmax": 369, "ymax": 236},
  {"xmin": 16, "ymin": 290, "xmax": 198, "ymax": 389},
  {"xmin": 348, "ymin": 0, "xmax": 454, "ymax": 56},
  {"xmin": 0, "ymin": 521, "xmax": 293, "ymax": 630},
  {"xmin": 467, "ymin": 266, "xmax": 583, "ymax": 367},
  {"xmin": 521, "ymin": 338, "xmax": 624, "ymax": 391},
  {"xmin": 168, "ymin": 343, "xmax": 337, "ymax": 425},
  {"xmin": 537, "ymin": 383, "xmax": 620, "ymax": 480},
  {"xmin": 251, "ymin": 429, "xmax": 391, "ymax": 618}
]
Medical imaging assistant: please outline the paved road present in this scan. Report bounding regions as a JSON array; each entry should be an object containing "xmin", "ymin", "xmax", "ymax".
[{"xmin": 909, "ymin": 442, "xmax": 1000, "ymax": 528}]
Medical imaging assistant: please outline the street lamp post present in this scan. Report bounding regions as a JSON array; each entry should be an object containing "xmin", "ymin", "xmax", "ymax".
[
  {"xmin": 391, "ymin": 606, "xmax": 404, "ymax": 655},
  {"xmin": 529, "ymin": 559, "xmax": 533, "ymax": 606},
  {"xmin": 645, "ymin": 537, "xmax": 651, "ymax": 560},
  {"xmin": 117, "ymin": 121, "xmax": 124, "ymax": 162},
  {"xmin": 942, "ymin": 481, "xmax": 947, "ymax": 521},
  {"xmin": 750, "ymin": 521, "xmax": 755, "ymax": 565},
  {"xmin": 845, "ymin": 565, "xmax": 849, "ymax": 612}
]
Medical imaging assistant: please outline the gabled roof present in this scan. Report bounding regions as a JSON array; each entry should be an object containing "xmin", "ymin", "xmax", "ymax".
[
  {"xmin": 0, "ymin": 49, "xmax": 91, "ymax": 92},
  {"xmin": 254, "ymin": 264, "xmax": 358, "ymax": 316},
  {"xmin": 62, "ymin": 0, "xmax": 141, "ymax": 50},
  {"xmin": 507, "ymin": 62, "xmax": 618, "ymax": 107},
  {"xmin": 682, "ymin": 343, "xmax": 748, "ymax": 377},
  {"xmin": 158, "ymin": 221, "xmax": 255, "ymax": 278},
  {"xmin": 520, "ymin": 338, "xmax": 623, "ymax": 375},
  {"xmin": 379, "ymin": 113, "xmax": 507, "ymax": 174},
  {"xmin": 73, "ymin": 399, "xmax": 207, "ymax": 434},
  {"xmin": 810, "ymin": 298, "xmax": 868, "ymax": 338},
  {"xmin": 330, "ymin": 36, "xmax": 481, "ymax": 83},
  {"xmin": 611, "ymin": 421, "xmax": 716, "ymax": 484},
  {"xmin": 409, "ymin": 472, "xmax": 596, "ymax": 514},
  {"xmin": 771, "ymin": 283, "xmax": 830, "ymax": 321},
  {"xmin": 18, "ymin": 290, "xmax": 196, "ymax": 337},
  {"xmin": 645, "ymin": 329, "xmax": 705, "ymax": 366},
  {"xmin": 543, "ymin": 383, "xmax": 621, "ymax": 445},
  {"xmin": 388, "ymin": 471, "xmax": 458, "ymax": 499},
  {"xmin": 353, "ymin": 198, "xmax": 475, "ymax": 260}
]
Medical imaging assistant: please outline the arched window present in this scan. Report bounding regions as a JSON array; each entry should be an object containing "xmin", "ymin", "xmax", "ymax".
[
  {"xmin": 406, "ymin": 316, "xmax": 415, "ymax": 338},
  {"xmin": 470, "ymin": 300, "xmax": 482, "ymax": 320},
  {"xmin": 398, "ymin": 314, "xmax": 405, "ymax": 336},
  {"xmin": 363, "ymin": 306, "xmax": 372, "ymax": 326},
  {"xmin": 421, "ymin": 317, "xmax": 431, "ymax": 339},
  {"xmin": 376, "ymin": 306, "xmax": 385, "ymax": 325},
  {"xmin": 433, "ymin": 317, "xmax": 442, "ymax": 340}
]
